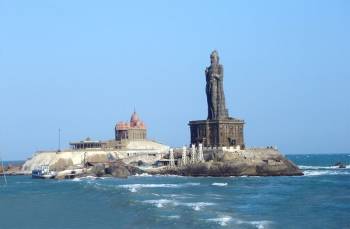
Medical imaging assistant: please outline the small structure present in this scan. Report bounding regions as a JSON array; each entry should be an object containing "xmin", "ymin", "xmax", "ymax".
[{"xmin": 70, "ymin": 138, "xmax": 103, "ymax": 150}]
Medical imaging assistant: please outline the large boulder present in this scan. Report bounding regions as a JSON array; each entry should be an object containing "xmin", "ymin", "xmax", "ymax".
[
  {"xmin": 105, "ymin": 160, "xmax": 144, "ymax": 178},
  {"xmin": 90, "ymin": 163, "xmax": 106, "ymax": 177}
]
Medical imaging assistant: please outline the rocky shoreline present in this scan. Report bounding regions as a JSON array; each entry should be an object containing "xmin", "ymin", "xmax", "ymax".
[
  {"xmin": 152, "ymin": 160, "xmax": 302, "ymax": 177},
  {"xmin": 82, "ymin": 149, "xmax": 303, "ymax": 178},
  {"xmin": 150, "ymin": 149, "xmax": 303, "ymax": 177},
  {"xmin": 13, "ymin": 148, "xmax": 303, "ymax": 179}
]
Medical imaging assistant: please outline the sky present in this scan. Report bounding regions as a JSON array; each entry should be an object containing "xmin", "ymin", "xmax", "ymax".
[{"xmin": 0, "ymin": 0, "xmax": 349, "ymax": 160}]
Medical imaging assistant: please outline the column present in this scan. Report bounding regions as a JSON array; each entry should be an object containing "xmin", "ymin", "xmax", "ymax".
[
  {"xmin": 191, "ymin": 144, "xmax": 196, "ymax": 164},
  {"xmin": 198, "ymin": 143, "xmax": 204, "ymax": 162},
  {"xmin": 182, "ymin": 146, "xmax": 187, "ymax": 166},
  {"xmin": 169, "ymin": 148, "xmax": 175, "ymax": 168}
]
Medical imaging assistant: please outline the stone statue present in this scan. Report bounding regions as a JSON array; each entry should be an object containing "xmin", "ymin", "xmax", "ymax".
[{"xmin": 205, "ymin": 50, "xmax": 229, "ymax": 120}]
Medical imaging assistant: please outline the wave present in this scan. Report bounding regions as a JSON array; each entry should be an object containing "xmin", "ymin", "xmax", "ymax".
[
  {"xmin": 212, "ymin": 183, "xmax": 228, "ymax": 187},
  {"xmin": 118, "ymin": 183, "xmax": 200, "ymax": 192},
  {"xmin": 142, "ymin": 199, "xmax": 215, "ymax": 211},
  {"xmin": 162, "ymin": 193, "xmax": 197, "ymax": 199},
  {"xmin": 206, "ymin": 216, "xmax": 272, "ymax": 228},
  {"xmin": 183, "ymin": 202, "xmax": 215, "ymax": 211},
  {"xmin": 249, "ymin": 220, "xmax": 272, "ymax": 229},
  {"xmin": 134, "ymin": 173, "xmax": 153, "ymax": 177},
  {"xmin": 143, "ymin": 199, "xmax": 174, "ymax": 208},
  {"xmin": 72, "ymin": 176, "xmax": 111, "ymax": 182},
  {"xmin": 164, "ymin": 215, "xmax": 180, "ymax": 220},
  {"xmin": 207, "ymin": 216, "xmax": 232, "ymax": 226},
  {"xmin": 303, "ymin": 170, "xmax": 350, "ymax": 176},
  {"xmin": 299, "ymin": 165, "xmax": 349, "ymax": 170}
]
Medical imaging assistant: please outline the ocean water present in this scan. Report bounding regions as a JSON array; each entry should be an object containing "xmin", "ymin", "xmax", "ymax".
[{"xmin": 0, "ymin": 154, "xmax": 349, "ymax": 229}]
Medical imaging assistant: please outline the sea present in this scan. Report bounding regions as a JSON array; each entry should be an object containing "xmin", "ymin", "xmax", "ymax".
[{"xmin": 0, "ymin": 154, "xmax": 349, "ymax": 229}]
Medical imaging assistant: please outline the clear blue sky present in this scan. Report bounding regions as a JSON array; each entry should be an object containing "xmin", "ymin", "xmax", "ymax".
[{"xmin": 1, "ymin": 0, "xmax": 349, "ymax": 160}]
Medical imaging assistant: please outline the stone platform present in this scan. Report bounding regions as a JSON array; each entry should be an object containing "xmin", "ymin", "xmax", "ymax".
[{"xmin": 189, "ymin": 118, "xmax": 245, "ymax": 148}]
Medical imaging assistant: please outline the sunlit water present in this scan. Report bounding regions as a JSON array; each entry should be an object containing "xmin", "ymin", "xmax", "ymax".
[{"xmin": 0, "ymin": 154, "xmax": 349, "ymax": 229}]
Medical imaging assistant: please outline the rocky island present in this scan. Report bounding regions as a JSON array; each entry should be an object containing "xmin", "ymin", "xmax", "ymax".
[{"xmin": 21, "ymin": 51, "xmax": 302, "ymax": 178}]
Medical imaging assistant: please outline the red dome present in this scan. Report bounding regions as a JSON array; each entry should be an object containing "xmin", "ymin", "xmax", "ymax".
[{"xmin": 130, "ymin": 111, "xmax": 142, "ymax": 127}]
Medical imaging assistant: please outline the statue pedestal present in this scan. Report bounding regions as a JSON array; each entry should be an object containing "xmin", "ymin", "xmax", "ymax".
[{"xmin": 189, "ymin": 118, "xmax": 245, "ymax": 148}]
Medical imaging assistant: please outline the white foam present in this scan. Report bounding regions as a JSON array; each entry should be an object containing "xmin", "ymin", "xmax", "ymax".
[
  {"xmin": 208, "ymin": 216, "xmax": 272, "ymax": 228},
  {"xmin": 207, "ymin": 216, "xmax": 232, "ymax": 226},
  {"xmin": 143, "ymin": 199, "xmax": 174, "ymax": 208},
  {"xmin": 183, "ymin": 202, "xmax": 215, "ymax": 211},
  {"xmin": 118, "ymin": 183, "xmax": 200, "ymax": 192},
  {"xmin": 72, "ymin": 176, "xmax": 99, "ymax": 182},
  {"xmin": 162, "ymin": 193, "xmax": 195, "ymax": 199},
  {"xmin": 303, "ymin": 170, "xmax": 350, "ymax": 176},
  {"xmin": 143, "ymin": 199, "xmax": 215, "ymax": 211},
  {"xmin": 299, "ymin": 165, "xmax": 348, "ymax": 170},
  {"xmin": 212, "ymin": 183, "xmax": 228, "ymax": 187},
  {"xmin": 134, "ymin": 173, "xmax": 153, "ymax": 177},
  {"xmin": 249, "ymin": 220, "xmax": 272, "ymax": 229}
]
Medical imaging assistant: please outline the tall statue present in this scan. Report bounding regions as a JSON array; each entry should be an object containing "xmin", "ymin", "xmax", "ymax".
[{"xmin": 205, "ymin": 50, "xmax": 229, "ymax": 120}]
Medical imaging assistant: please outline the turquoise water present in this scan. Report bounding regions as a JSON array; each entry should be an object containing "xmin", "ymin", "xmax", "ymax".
[{"xmin": 0, "ymin": 154, "xmax": 349, "ymax": 229}]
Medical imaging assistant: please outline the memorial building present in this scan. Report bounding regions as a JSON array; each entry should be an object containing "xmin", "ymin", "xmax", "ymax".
[{"xmin": 115, "ymin": 111, "xmax": 147, "ymax": 141}]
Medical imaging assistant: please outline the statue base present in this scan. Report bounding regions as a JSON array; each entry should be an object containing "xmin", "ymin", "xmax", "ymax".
[{"xmin": 189, "ymin": 118, "xmax": 245, "ymax": 148}]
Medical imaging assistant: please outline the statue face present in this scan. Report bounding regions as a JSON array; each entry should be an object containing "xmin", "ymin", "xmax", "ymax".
[{"xmin": 210, "ymin": 51, "xmax": 219, "ymax": 65}]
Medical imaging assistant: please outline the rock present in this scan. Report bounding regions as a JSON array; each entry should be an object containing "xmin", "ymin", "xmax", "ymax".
[
  {"xmin": 86, "ymin": 154, "xmax": 109, "ymax": 163},
  {"xmin": 109, "ymin": 166, "xmax": 130, "ymax": 178},
  {"xmin": 91, "ymin": 163, "xmax": 106, "ymax": 177},
  {"xmin": 335, "ymin": 162, "xmax": 346, "ymax": 169},
  {"xmin": 129, "ymin": 160, "xmax": 147, "ymax": 167},
  {"xmin": 49, "ymin": 158, "xmax": 74, "ymax": 171},
  {"xmin": 105, "ymin": 160, "xmax": 144, "ymax": 178},
  {"xmin": 152, "ymin": 148, "xmax": 303, "ymax": 177}
]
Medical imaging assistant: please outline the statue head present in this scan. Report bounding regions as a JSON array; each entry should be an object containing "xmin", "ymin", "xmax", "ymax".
[{"xmin": 210, "ymin": 50, "xmax": 219, "ymax": 65}]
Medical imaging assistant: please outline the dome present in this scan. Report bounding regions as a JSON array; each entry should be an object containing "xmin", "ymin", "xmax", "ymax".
[
  {"xmin": 130, "ymin": 111, "xmax": 142, "ymax": 127},
  {"xmin": 130, "ymin": 111, "xmax": 140, "ymax": 123}
]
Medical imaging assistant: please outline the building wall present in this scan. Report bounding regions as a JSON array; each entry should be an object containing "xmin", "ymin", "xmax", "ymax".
[{"xmin": 115, "ymin": 128, "xmax": 147, "ymax": 141}]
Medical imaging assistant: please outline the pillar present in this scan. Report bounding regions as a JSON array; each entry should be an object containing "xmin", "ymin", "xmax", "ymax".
[
  {"xmin": 169, "ymin": 148, "xmax": 175, "ymax": 168},
  {"xmin": 191, "ymin": 144, "xmax": 196, "ymax": 164},
  {"xmin": 182, "ymin": 146, "xmax": 187, "ymax": 166}
]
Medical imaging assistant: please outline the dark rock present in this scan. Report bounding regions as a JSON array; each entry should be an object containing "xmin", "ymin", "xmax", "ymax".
[
  {"xmin": 335, "ymin": 162, "xmax": 346, "ymax": 169},
  {"xmin": 91, "ymin": 163, "xmax": 106, "ymax": 177},
  {"xmin": 154, "ymin": 155, "xmax": 303, "ymax": 177},
  {"xmin": 105, "ymin": 160, "xmax": 144, "ymax": 178}
]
